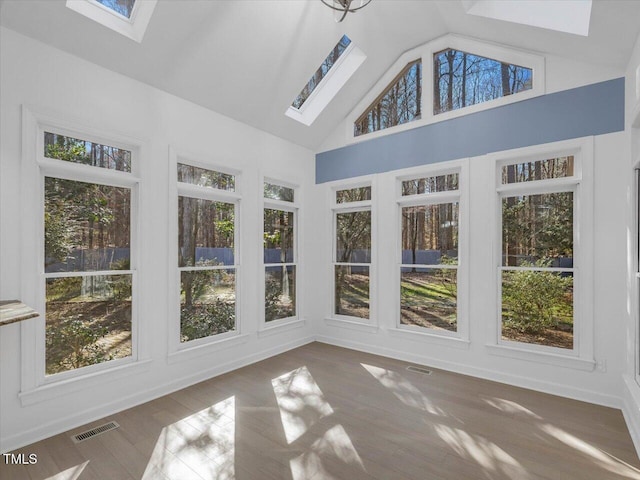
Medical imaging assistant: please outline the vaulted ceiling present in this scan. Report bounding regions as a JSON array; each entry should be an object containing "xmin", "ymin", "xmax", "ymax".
[{"xmin": 1, "ymin": 0, "xmax": 640, "ymax": 150}]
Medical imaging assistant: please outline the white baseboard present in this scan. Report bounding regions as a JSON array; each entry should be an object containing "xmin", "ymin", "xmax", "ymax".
[
  {"xmin": 1, "ymin": 335, "xmax": 315, "ymax": 453},
  {"xmin": 622, "ymin": 375, "xmax": 640, "ymax": 458},
  {"xmin": 315, "ymin": 335, "xmax": 622, "ymax": 409}
]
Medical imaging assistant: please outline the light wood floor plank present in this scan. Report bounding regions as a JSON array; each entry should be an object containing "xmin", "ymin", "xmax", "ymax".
[{"xmin": 2, "ymin": 342, "xmax": 639, "ymax": 480}]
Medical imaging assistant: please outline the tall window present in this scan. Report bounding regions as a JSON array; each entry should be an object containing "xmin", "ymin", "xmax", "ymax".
[
  {"xmin": 333, "ymin": 186, "xmax": 372, "ymax": 319},
  {"xmin": 263, "ymin": 181, "xmax": 298, "ymax": 323},
  {"xmin": 354, "ymin": 60, "xmax": 422, "ymax": 137},
  {"xmin": 43, "ymin": 131, "xmax": 135, "ymax": 375},
  {"xmin": 434, "ymin": 48, "xmax": 532, "ymax": 115},
  {"xmin": 398, "ymin": 173, "xmax": 460, "ymax": 334},
  {"xmin": 177, "ymin": 163, "xmax": 238, "ymax": 343},
  {"xmin": 498, "ymin": 156, "xmax": 575, "ymax": 350}
]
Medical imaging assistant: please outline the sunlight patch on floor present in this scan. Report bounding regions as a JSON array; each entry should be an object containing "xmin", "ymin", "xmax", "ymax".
[
  {"xmin": 271, "ymin": 365, "xmax": 334, "ymax": 444},
  {"xmin": 361, "ymin": 363, "xmax": 444, "ymax": 416},
  {"xmin": 541, "ymin": 423, "xmax": 640, "ymax": 479},
  {"xmin": 143, "ymin": 396, "xmax": 235, "ymax": 480},
  {"xmin": 44, "ymin": 460, "xmax": 89, "ymax": 480},
  {"xmin": 481, "ymin": 397, "xmax": 542, "ymax": 419},
  {"xmin": 289, "ymin": 424, "xmax": 365, "ymax": 480},
  {"xmin": 434, "ymin": 424, "xmax": 532, "ymax": 479}
]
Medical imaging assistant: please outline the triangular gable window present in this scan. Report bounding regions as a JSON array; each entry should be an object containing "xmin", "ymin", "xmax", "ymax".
[
  {"xmin": 434, "ymin": 49, "xmax": 532, "ymax": 115},
  {"xmin": 354, "ymin": 60, "xmax": 422, "ymax": 137}
]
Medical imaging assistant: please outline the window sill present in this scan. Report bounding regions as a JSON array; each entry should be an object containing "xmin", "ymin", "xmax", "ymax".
[
  {"xmin": 19, "ymin": 359, "xmax": 152, "ymax": 407},
  {"xmin": 324, "ymin": 317, "xmax": 378, "ymax": 333},
  {"xmin": 168, "ymin": 333, "xmax": 250, "ymax": 365},
  {"xmin": 387, "ymin": 327, "xmax": 470, "ymax": 349},
  {"xmin": 258, "ymin": 318, "xmax": 306, "ymax": 338},
  {"xmin": 485, "ymin": 344, "xmax": 595, "ymax": 371}
]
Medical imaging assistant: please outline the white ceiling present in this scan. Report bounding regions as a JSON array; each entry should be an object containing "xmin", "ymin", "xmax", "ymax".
[{"xmin": 1, "ymin": 0, "xmax": 639, "ymax": 150}]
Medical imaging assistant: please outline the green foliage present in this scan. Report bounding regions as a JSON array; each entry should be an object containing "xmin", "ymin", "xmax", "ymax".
[
  {"xmin": 265, "ymin": 276, "xmax": 283, "ymax": 322},
  {"xmin": 180, "ymin": 301, "xmax": 235, "ymax": 342},
  {"xmin": 46, "ymin": 316, "xmax": 114, "ymax": 374},
  {"xmin": 502, "ymin": 262, "xmax": 572, "ymax": 334}
]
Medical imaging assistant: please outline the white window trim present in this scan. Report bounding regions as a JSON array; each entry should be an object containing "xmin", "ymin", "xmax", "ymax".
[
  {"xmin": 327, "ymin": 177, "xmax": 377, "ymax": 328},
  {"xmin": 66, "ymin": 0, "xmax": 158, "ymax": 43},
  {"xmin": 633, "ymin": 162, "xmax": 640, "ymax": 385},
  {"xmin": 167, "ymin": 148, "xmax": 243, "ymax": 357},
  {"xmin": 486, "ymin": 137, "xmax": 595, "ymax": 370},
  {"xmin": 285, "ymin": 38, "xmax": 366, "ymax": 127},
  {"xmin": 393, "ymin": 159, "xmax": 470, "ymax": 344},
  {"xmin": 20, "ymin": 106, "xmax": 147, "ymax": 405},
  {"xmin": 260, "ymin": 175, "xmax": 303, "ymax": 332},
  {"xmin": 346, "ymin": 33, "xmax": 545, "ymax": 144}
]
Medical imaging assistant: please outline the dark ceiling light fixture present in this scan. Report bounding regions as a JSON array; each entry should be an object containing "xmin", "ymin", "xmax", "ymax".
[{"xmin": 320, "ymin": 0, "xmax": 372, "ymax": 22}]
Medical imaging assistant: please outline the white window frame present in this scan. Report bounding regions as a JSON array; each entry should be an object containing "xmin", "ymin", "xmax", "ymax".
[
  {"xmin": 393, "ymin": 160, "xmax": 470, "ymax": 344},
  {"xmin": 634, "ymin": 163, "xmax": 640, "ymax": 385},
  {"xmin": 329, "ymin": 179, "xmax": 376, "ymax": 327},
  {"xmin": 19, "ymin": 107, "xmax": 148, "ymax": 406},
  {"xmin": 487, "ymin": 138, "xmax": 595, "ymax": 370},
  {"xmin": 260, "ymin": 177, "xmax": 302, "ymax": 331},
  {"xmin": 346, "ymin": 34, "xmax": 545, "ymax": 144},
  {"xmin": 168, "ymin": 150, "xmax": 243, "ymax": 357},
  {"xmin": 285, "ymin": 37, "xmax": 366, "ymax": 127},
  {"xmin": 66, "ymin": 0, "xmax": 158, "ymax": 43}
]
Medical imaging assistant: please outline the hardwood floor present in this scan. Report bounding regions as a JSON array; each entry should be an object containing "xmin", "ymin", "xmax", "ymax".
[{"xmin": 2, "ymin": 342, "xmax": 639, "ymax": 480}]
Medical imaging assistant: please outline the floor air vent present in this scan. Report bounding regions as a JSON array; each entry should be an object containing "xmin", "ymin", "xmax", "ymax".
[
  {"xmin": 406, "ymin": 365, "xmax": 432, "ymax": 375},
  {"xmin": 71, "ymin": 421, "xmax": 119, "ymax": 443}
]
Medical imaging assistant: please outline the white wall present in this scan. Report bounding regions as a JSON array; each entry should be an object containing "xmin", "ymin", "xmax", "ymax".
[
  {"xmin": 0, "ymin": 27, "xmax": 315, "ymax": 452},
  {"xmin": 622, "ymin": 30, "xmax": 640, "ymax": 454}
]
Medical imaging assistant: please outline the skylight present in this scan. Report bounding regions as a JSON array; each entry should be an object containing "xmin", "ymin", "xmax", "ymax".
[
  {"xmin": 462, "ymin": 0, "xmax": 592, "ymax": 37},
  {"xmin": 66, "ymin": 0, "xmax": 157, "ymax": 43},
  {"xmin": 285, "ymin": 35, "xmax": 366, "ymax": 127},
  {"xmin": 94, "ymin": 0, "xmax": 136, "ymax": 19},
  {"xmin": 292, "ymin": 35, "xmax": 352, "ymax": 110}
]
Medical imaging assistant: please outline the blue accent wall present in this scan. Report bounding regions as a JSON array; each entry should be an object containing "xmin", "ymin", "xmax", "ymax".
[{"xmin": 315, "ymin": 78, "xmax": 624, "ymax": 183}]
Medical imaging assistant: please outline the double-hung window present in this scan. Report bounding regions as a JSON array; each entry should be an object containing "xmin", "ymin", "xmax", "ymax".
[
  {"xmin": 332, "ymin": 185, "xmax": 372, "ymax": 320},
  {"xmin": 41, "ymin": 130, "xmax": 138, "ymax": 379},
  {"xmin": 263, "ymin": 181, "xmax": 298, "ymax": 323},
  {"xmin": 496, "ymin": 147, "xmax": 592, "ymax": 360},
  {"xmin": 176, "ymin": 162, "xmax": 239, "ymax": 344},
  {"xmin": 397, "ymin": 171, "xmax": 462, "ymax": 336}
]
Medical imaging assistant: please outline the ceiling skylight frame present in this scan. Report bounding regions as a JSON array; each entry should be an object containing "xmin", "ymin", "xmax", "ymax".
[
  {"xmin": 285, "ymin": 36, "xmax": 366, "ymax": 127},
  {"xmin": 66, "ymin": 0, "xmax": 158, "ymax": 43}
]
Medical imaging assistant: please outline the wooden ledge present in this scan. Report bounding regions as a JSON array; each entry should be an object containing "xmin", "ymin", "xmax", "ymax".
[{"xmin": 0, "ymin": 300, "xmax": 40, "ymax": 326}]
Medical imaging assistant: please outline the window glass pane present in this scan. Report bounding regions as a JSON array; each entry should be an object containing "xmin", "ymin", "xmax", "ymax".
[
  {"xmin": 44, "ymin": 178, "xmax": 130, "ymax": 273},
  {"xmin": 501, "ymin": 271, "xmax": 573, "ymax": 349},
  {"xmin": 501, "ymin": 156, "xmax": 574, "ymax": 184},
  {"xmin": 400, "ymin": 268, "xmax": 457, "ymax": 332},
  {"xmin": 178, "ymin": 197, "xmax": 235, "ymax": 267},
  {"xmin": 355, "ymin": 60, "xmax": 422, "ymax": 136},
  {"xmin": 292, "ymin": 35, "xmax": 351, "ymax": 109},
  {"xmin": 434, "ymin": 49, "xmax": 532, "ymax": 115},
  {"xmin": 502, "ymin": 192, "xmax": 573, "ymax": 267},
  {"xmin": 264, "ymin": 182, "xmax": 294, "ymax": 202},
  {"xmin": 95, "ymin": 0, "xmax": 136, "ymax": 18},
  {"xmin": 180, "ymin": 269, "xmax": 236, "ymax": 342},
  {"xmin": 45, "ymin": 275, "xmax": 132, "ymax": 375},
  {"xmin": 336, "ymin": 186, "xmax": 371, "ymax": 204},
  {"xmin": 177, "ymin": 163, "xmax": 235, "ymax": 191},
  {"xmin": 401, "ymin": 173, "xmax": 459, "ymax": 196},
  {"xmin": 401, "ymin": 203, "xmax": 458, "ymax": 264},
  {"xmin": 44, "ymin": 132, "xmax": 131, "ymax": 172},
  {"xmin": 336, "ymin": 211, "xmax": 371, "ymax": 263},
  {"xmin": 265, "ymin": 266, "xmax": 296, "ymax": 322},
  {"xmin": 335, "ymin": 265, "xmax": 369, "ymax": 318},
  {"xmin": 264, "ymin": 209, "xmax": 294, "ymax": 263}
]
